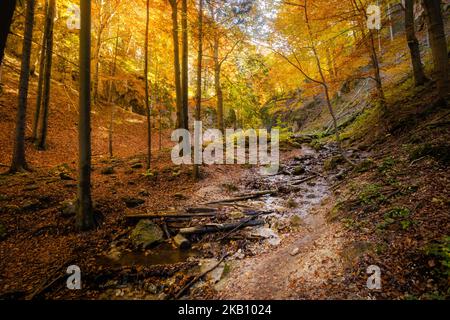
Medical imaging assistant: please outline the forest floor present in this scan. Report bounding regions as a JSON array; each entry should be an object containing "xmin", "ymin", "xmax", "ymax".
[{"xmin": 0, "ymin": 61, "xmax": 449, "ymax": 300}]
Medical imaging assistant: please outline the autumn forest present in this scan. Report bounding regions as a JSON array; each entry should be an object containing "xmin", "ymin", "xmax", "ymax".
[{"xmin": 0, "ymin": 0, "xmax": 449, "ymax": 302}]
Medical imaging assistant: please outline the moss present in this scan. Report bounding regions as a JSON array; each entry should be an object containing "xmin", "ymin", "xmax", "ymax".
[
  {"xmin": 323, "ymin": 155, "xmax": 344, "ymax": 171},
  {"xmin": 354, "ymin": 159, "xmax": 374, "ymax": 173},
  {"xmin": 286, "ymin": 198, "xmax": 298, "ymax": 209},
  {"xmin": 409, "ymin": 143, "xmax": 450, "ymax": 165}
]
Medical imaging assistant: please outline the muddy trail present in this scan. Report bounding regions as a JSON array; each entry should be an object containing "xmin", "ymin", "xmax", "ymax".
[{"xmin": 83, "ymin": 143, "xmax": 371, "ymax": 300}]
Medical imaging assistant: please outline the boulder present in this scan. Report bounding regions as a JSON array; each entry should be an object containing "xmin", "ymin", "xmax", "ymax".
[
  {"xmin": 101, "ymin": 167, "xmax": 115, "ymax": 175},
  {"xmin": 122, "ymin": 196, "xmax": 145, "ymax": 208},
  {"xmin": 130, "ymin": 220, "xmax": 164, "ymax": 249}
]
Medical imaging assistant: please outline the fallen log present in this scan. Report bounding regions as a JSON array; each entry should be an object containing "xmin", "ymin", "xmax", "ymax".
[
  {"xmin": 290, "ymin": 175, "xmax": 317, "ymax": 186},
  {"xmin": 203, "ymin": 190, "xmax": 277, "ymax": 205},
  {"xmin": 125, "ymin": 212, "xmax": 217, "ymax": 221},
  {"xmin": 186, "ymin": 207, "xmax": 218, "ymax": 213},
  {"xmin": 179, "ymin": 219, "xmax": 265, "ymax": 235},
  {"xmin": 173, "ymin": 233, "xmax": 191, "ymax": 250}
]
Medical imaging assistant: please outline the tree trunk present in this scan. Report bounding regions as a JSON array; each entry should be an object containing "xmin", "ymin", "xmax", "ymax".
[
  {"xmin": 32, "ymin": 0, "xmax": 48, "ymax": 142},
  {"xmin": 0, "ymin": 0, "xmax": 16, "ymax": 66},
  {"xmin": 144, "ymin": 0, "xmax": 151, "ymax": 169},
  {"xmin": 169, "ymin": 0, "xmax": 183, "ymax": 129},
  {"xmin": 303, "ymin": 0, "xmax": 354, "ymax": 166},
  {"xmin": 108, "ymin": 104, "xmax": 114, "ymax": 158},
  {"xmin": 76, "ymin": 0, "xmax": 94, "ymax": 230},
  {"xmin": 213, "ymin": 34, "xmax": 223, "ymax": 132},
  {"xmin": 10, "ymin": 0, "xmax": 35, "ymax": 173},
  {"xmin": 93, "ymin": 0, "xmax": 104, "ymax": 103},
  {"xmin": 193, "ymin": 0, "xmax": 203, "ymax": 180},
  {"xmin": 181, "ymin": 0, "xmax": 189, "ymax": 130},
  {"xmin": 37, "ymin": 0, "xmax": 56, "ymax": 150},
  {"xmin": 405, "ymin": 0, "xmax": 428, "ymax": 86},
  {"xmin": 422, "ymin": 0, "xmax": 449, "ymax": 99}
]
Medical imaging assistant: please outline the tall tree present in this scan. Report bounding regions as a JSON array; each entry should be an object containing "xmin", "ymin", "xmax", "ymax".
[
  {"xmin": 181, "ymin": 0, "xmax": 189, "ymax": 129},
  {"xmin": 37, "ymin": 0, "xmax": 56, "ymax": 150},
  {"xmin": 32, "ymin": 0, "xmax": 49, "ymax": 142},
  {"xmin": 422, "ymin": 0, "xmax": 449, "ymax": 99},
  {"xmin": 405, "ymin": 0, "xmax": 428, "ymax": 86},
  {"xmin": 144, "ymin": 0, "xmax": 152, "ymax": 169},
  {"xmin": 10, "ymin": 0, "xmax": 35, "ymax": 173},
  {"xmin": 169, "ymin": 0, "xmax": 184, "ymax": 129},
  {"xmin": 193, "ymin": 0, "xmax": 203, "ymax": 180},
  {"xmin": 77, "ymin": 0, "xmax": 94, "ymax": 230},
  {"xmin": 0, "ymin": 0, "xmax": 16, "ymax": 66}
]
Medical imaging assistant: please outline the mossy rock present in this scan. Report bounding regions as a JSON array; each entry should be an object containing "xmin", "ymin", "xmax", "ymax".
[
  {"xmin": 290, "ymin": 215, "xmax": 302, "ymax": 227},
  {"xmin": 354, "ymin": 159, "xmax": 374, "ymax": 173},
  {"xmin": 323, "ymin": 155, "xmax": 344, "ymax": 171},
  {"xmin": 101, "ymin": 166, "xmax": 115, "ymax": 175},
  {"xmin": 130, "ymin": 220, "xmax": 164, "ymax": 249},
  {"xmin": 292, "ymin": 166, "xmax": 305, "ymax": 176},
  {"xmin": 131, "ymin": 163, "xmax": 143, "ymax": 169}
]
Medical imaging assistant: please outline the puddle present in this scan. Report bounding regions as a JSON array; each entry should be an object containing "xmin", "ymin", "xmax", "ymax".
[{"xmin": 99, "ymin": 243, "xmax": 200, "ymax": 267}]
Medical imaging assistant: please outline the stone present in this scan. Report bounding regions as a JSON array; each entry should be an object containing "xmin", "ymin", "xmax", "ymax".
[
  {"xmin": 290, "ymin": 215, "xmax": 302, "ymax": 227},
  {"xmin": 60, "ymin": 200, "xmax": 77, "ymax": 217},
  {"xmin": 21, "ymin": 200, "xmax": 40, "ymax": 211},
  {"xmin": 199, "ymin": 259, "xmax": 225, "ymax": 283},
  {"xmin": 122, "ymin": 196, "xmax": 145, "ymax": 208},
  {"xmin": 130, "ymin": 220, "xmax": 164, "ymax": 249},
  {"xmin": 290, "ymin": 247, "xmax": 300, "ymax": 256},
  {"xmin": 23, "ymin": 184, "xmax": 38, "ymax": 191},
  {"xmin": 131, "ymin": 163, "xmax": 143, "ymax": 169},
  {"xmin": 173, "ymin": 193, "xmax": 187, "ymax": 200},
  {"xmin": 292, "ymin": 166, "xmax": 306, "ymax": 176},
  {"xmin": 101, "ymin": 166, "xmax": 115, "ymax": 175},
  {"xmin": 59, "ymin": 172, "xmax": 75, "ymax": 181}
]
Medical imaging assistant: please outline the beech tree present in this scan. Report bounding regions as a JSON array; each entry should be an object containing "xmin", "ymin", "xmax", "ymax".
[
  {"xmin": 0, "ymin": 0, "xmax": 17, "ymax": 66},
  {"xmin": 10, "ymin": 0, "xmax": 35, "ymax": 173},
  {"xmin": 404, "ymin": 0, "xmax": 428, "ymax": 86},
  {"xmin": 193, "ymin": 0, "xmax": 203, "ymax": 180},
  {"xmin": 37, "ymin": 0, "xmax": 56, "ymax": 150},
  {"xmin": 144, "ymin": 0, "xmax": 152, "ymax": 169},
  {"xmin": 422, "ymin": 0, "xmax": 449, "ymax": 99},
  {"xmin": 76, "ymin": 0, "xmax": 94, "ymax": 230}
]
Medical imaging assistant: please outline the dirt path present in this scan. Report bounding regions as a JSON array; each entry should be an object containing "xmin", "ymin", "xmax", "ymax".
[{"xmin": 209, "ymin": 146, "xmax": 359, "ymax": 300}]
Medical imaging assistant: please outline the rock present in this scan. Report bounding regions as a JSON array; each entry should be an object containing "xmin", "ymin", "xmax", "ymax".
[
  {"xmin": 323, "ymin": 155, "xmax": 344, "ymax": 171},
  {"xmin": 60, "ymin": 200, "xmax": 77, "ymax": 217},
  {"xmin": 290, "ymin": 215, "xmax": 303, "ymax": 227},
  {"xmin": 21, "ymin": 200, "xmax": 40, "ymax": 211},
  {"xmin": 292, "ymin": 166, "xmax": 305, "ymax": 175},
  {"xmin": 23, "ymin": 184, "xmax": 38, "ymax": 191},
  {"xmin": 101, "ymin": 166, "xmax": 115, "ymax": 175},
  {"xmin": 131, "ymin": 163, "xmax": 143, "ymax": 169},
  {"xmin": 252, "ymin": 227, "xmax": 281, "ymax": 246},
  {"xmin": 130, "ymin": 220, "xmax": 164, "ymax": 249},
  {"xmin": 290, "ymin": 247, "xmax": 300, "ymax": 256},
  {"xmin": 173, "ymin": 193, "xmax": 187, "ymax": 200},
  {"xmin": 59, "ymin": 172, "xmax": 75, "ymax": 181},
  {"xmin": 173, "ymin": 233, "xmax": 191, "ymax": 250},
  {"xmin": 199, "ymin": 259, "xmax": 225, "ymax": 283},
  {"xmin": 122, "ymin": 196, "xmax": 145, "ymax": 208}
]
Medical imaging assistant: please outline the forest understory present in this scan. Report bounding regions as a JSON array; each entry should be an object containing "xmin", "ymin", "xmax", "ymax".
[
  {"xmin": 0, "ymin": 62, "xmax": 449, "ymax": 300},
  {"xmin": 0, "ymin": 0, "xmax": 449, "ymax": 302}
]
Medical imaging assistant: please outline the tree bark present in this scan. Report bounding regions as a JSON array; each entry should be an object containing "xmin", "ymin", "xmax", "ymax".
[
  {"xmin": 76, "ymin": 0, "xmax": 94, "ymax": 230},
  {"xmin": 181, "ymin": 0, "xmax": 189, "ymax": 130},
  {"xmin": 32, "ymin": 0, "xmax": 49, "ymax": 142},
  {"xmin": 10, "ymin": 0, "xmax": 35, "ymax": 173},
  {"xmin": 422, "ymin": 0, "xmax": 449, "ymax": 99},
  {"xmin": 144, "ymin": 0, "xmax": 151, "ymax": 169},
  {"xmin": 93, "ymin": 0, "xmax": 104, "ymax": 103},
  {"xmin": 213, "ymin": 34, "xmax": 224, "ymax": 133},
  {"xmin": 37, "ymin": 0, "xmax": 56, "ymax": 150},
  {"xmin": 0, "ymin": 0, "xmax": 16, "ymax": 66},
  {"xmin": 405, "ymin": 0, "xmax": 428, "ymax": 86},
  {"xmin": 193, "ymin": 0, "xmax": 203, "ymax": 180},
  {"xmin": 169, "ymin": 0, "xmax": 184, "ymax": 129}
]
